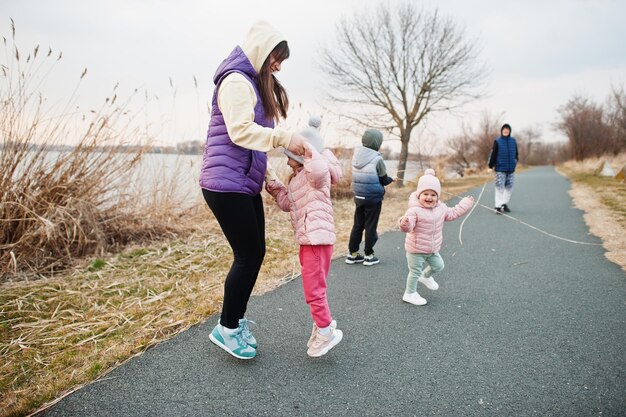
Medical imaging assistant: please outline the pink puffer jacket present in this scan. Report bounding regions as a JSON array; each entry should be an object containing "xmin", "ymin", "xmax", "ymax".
[
  {"xmin": 265, "ymin": 149, "xmax": 342, "ymax": 245},
  {"xmin": 399, "ymin": 192, "xmax": 473, "ymax": 254}
]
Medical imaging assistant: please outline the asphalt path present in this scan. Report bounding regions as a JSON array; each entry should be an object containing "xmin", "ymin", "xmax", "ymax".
[{"xmin": 40, "ymin": 166, "xmax": 626, "ymax": 417}]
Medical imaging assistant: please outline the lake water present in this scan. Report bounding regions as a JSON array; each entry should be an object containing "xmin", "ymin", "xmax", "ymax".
[
  {"xmin": 135, "ymin": 153, "xmax": 428, "ymax": 207},
  {"xmin": 8, "ymin": 151, "xmax": 427, "ymax": 209}
]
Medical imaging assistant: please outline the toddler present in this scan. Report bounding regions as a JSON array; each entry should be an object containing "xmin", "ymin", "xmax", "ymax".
[
  {"xmin": 398, "ymin": 169, "xmax": 474, "ymax": 305},
  {"xmin": 265, "ymin": 125, "xmax": 343, "ymax": 357}
]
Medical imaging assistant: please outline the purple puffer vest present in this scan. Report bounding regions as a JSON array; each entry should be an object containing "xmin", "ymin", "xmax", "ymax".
[{"xmin": 199, "ymin": 46, "xmax": 274, "ymax": 195}]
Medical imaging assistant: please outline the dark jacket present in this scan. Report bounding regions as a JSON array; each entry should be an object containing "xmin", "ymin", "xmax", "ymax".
[{"xmin": 488, "ymin": 136, "xmax": 518, "ymax": 172}]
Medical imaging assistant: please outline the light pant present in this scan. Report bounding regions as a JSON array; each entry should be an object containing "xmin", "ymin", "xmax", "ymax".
[
  {"xmin": 494, "ymin": 171, "xmax": 515, "ymax": 208},
  {"xmin": 405, "ymin": 252, "xmax": 445, "ymax": 293}
]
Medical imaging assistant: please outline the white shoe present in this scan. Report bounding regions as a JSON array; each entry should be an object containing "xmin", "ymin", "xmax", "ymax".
[
  {"xmin": 307, "ymin": 319, "xmax": 336, "ymax": 348},
  {"xmin": 402, "ymin": 292, "xmax": 427, "ymax": 306},
  {"xmin": 418, "ymin": 276, "xmax": 439, "ymax": 290},
  {"xmin": 307, "ymin": 327, "xmax": 343, "ymax": 357}
]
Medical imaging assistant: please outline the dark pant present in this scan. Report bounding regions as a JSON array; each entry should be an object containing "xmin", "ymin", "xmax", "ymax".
[
  {"xmin": 202, "ymin": 189, "xmax": 266, "ymax": 329},
  {"xmin": 348, "ymin": 201, "xmax": 382, "ymax": 256}
]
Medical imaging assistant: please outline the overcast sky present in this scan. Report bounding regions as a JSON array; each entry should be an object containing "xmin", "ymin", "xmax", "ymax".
[{"xmin": 2, "ymin": 0, "xmax": 625, "ymax": 150}]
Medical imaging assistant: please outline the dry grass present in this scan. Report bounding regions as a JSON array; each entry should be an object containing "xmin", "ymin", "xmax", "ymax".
[
  {"xmin": 557, "ymin": 153, "xmax": 626, "ymax": 271},
  {"xmin": 0, "ymin": 24, "xmax": 201, "ymax": 415},
  {"xmin": 0, "ymin": 165, "xmax": 489, "ymax": 417}
]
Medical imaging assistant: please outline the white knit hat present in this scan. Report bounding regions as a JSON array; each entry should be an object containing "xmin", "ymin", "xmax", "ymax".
[
  {"xmin": 308, "ymin": 115, "xmax": 322, "ymax": 129},
  {"xmin": 284, "ymin": 127, "xmax": 324, "ymax": 164},
  {"xmin": 416, "ymin": 168, "xmax": 441, "ymax": 197}
]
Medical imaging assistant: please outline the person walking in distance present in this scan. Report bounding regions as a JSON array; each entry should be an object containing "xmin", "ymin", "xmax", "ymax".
[
  {"xmin": 199, "ymin": 21, "xmax": 307, "ymax": 360},
  {"xmin": 488, "ymin": 123, "xmax": 518, "ymax": 214},
  {"xmin": 346, "ymin": 129, "xmax": 395, "ymax": 266}
]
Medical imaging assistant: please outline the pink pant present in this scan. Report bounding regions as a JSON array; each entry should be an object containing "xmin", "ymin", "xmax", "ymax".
[{"xmin": 299, "ymin": 245, "xmax": 333, "ymax": 328}]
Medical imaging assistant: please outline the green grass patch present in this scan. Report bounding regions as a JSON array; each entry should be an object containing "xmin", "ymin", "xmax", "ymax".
[
  {"xmin": 123, "ymin": 248, "xmax": 150, "ymax": 259},
  {"xmin": 88, "ymin": 362, "xmax": 102, "ymax": 379},
  {"xmin": 87, "ymin": 258, "xmax": 107, "ymax": 272}
]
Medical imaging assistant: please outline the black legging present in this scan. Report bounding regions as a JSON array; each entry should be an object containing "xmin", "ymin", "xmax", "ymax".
[{"xmin": 202, "ymin": 189, "xmax": 266, "ymax": 329}]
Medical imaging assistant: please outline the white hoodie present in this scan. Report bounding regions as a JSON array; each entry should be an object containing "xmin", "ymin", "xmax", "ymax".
[{"xmin": 217, "ymin": 21, "xmax": 293, "ymax": 152}]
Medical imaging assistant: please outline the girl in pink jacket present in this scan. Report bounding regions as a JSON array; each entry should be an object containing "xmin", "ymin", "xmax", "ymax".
[
  {"xmin": 398, "ymin": 169, "xmax": 474, "ymax": 306},
  {"xmin": 265, "ymin": 124, "xmax": 344, "ymax": 357}
]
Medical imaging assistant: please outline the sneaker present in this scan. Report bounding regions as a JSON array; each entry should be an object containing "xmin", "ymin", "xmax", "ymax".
[
  {"xmin": 209, "ymin": 324, "xmax": 256, "ymax": 360},
  {"xmin": 345, "ymin": 252, "xmax": 364, "ymax": 264},
  {"xmin": 502, "ymin": 204, "xmax": 511, "ymax": 213},
  {"xmin": 418, "ymin": 276, "xmax": 439, "ymax": 290},
  {"xmin": 238, "ymin": 318, "xmax": 257, "ymax": 348},
  {"xmin": 307, "ymin": 320, "xmax": 336, "ymax": 348},
  {"xmin": 363, "ymin": 254, "xmax": 380, "ymax": 266},
  {"xmin": 307, "ymin": 326, "xmax": 343, "ymax": 358},
  {"xmin": 402, "ymin": 292, "xmax": 427, "ymax": 306},
  {"xmin": 495, "ymin": 206, "xmax": 503, "ymax": 215},
  {"xmin": 216, "ymin": 318, "xmax": 257, "ymax": 348}
]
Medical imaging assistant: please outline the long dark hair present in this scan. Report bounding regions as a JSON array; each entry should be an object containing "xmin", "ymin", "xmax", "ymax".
[{"xmin": 257, "ymin": 41, "xmax": 290, "ymax": 120}]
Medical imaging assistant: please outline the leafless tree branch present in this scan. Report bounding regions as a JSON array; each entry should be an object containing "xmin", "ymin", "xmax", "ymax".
[{"xmin": 319, "ymin": 2, "xmax": 487, "ymax": 185}]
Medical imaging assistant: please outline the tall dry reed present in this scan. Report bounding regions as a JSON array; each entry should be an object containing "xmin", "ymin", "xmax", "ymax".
[{"xmin": 0, "ymin": 21, "xmax": 181, "ymax": 281}]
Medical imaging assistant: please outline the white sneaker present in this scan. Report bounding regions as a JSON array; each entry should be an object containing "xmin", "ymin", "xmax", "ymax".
[
  {"xmin": 418, "ymin": 276, "xmax": 439, "ymax": 290},
  {"xmin": 308, "ymin": 319, "xmax": 336, "ymax": 348},
  {"xmin": 402, "ymin": 292, "xmax": 427, "ymax": 306},
  {"xmin": 307, "ymin": 327, "xmax": 343, "ymax": 357}
]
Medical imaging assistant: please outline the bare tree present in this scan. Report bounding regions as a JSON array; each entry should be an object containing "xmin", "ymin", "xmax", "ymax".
[
  {"xmin": 446, "ymin": 129, "xmax": 474, "ymax": 177},
  {"xmin": 556, "ymin": 95, "xmax": 612, "ymax": 161},
  {"xmin": 516, "ymin": 126, "xmax": 541, "ymax": 165},
  {"xmin": 473, "ymin": 111, "xmax": 503, "ymax": 166},
  {"xmin": 524, "ymin": 142, "xmax": 569, "ymax": 165},
  {"xmin": 446, "ymin": 111, "xmax": 502, "ymax": 174},
  {"xmin": 319, "ymin": 2, "xmax": 486, "ymax": 185},
  {"xmin": 606, "ymin": 84, "xmax": 626, "ymax": 153}
]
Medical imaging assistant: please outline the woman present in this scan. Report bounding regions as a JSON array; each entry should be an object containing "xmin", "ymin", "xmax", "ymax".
[{"xmin": 199, "ymin": 21, "xmax": 306, "ymax": 360}]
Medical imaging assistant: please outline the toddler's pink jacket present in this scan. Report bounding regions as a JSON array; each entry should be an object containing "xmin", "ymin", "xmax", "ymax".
[
  {"xmin": 265, "ymin": 148, "xmax": 342, "ymax": 245},
  {"xmin": 399, "ymin": 192, "xmax": 473, "ymax": 254}
]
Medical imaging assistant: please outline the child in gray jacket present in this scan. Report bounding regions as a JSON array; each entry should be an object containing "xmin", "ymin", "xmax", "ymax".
[{"xmin": 346, "ymin": 129, "xmax": 395, "ymax": 266}]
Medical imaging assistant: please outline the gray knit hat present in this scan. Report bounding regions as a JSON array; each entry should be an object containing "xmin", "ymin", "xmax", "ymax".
[
  {"xmin": 284, "ymin": 127, "xmax": 324, "ymax": 164},
  {"xmin": 308, "ymin": 115, "xmax": 322, "ymax": 129}
]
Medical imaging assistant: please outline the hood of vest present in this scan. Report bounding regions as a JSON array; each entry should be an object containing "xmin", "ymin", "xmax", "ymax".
[{"xmin": 352, "ymin": 147, "xmax": 381, "ymax": 169}]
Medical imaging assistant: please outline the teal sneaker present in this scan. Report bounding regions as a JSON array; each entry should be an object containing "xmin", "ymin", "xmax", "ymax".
[
  {"xmin": 238, "ymin": 318, "xmax": 257, "ymax": 348},
  {"xmin": 209, "ymin": 324, "xmax": 256, "ymax": 360}
]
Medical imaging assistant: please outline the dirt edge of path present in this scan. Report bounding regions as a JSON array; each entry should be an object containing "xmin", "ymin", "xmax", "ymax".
[{"xmin": 567, "ymin": 182, "xmax": 626, "ymax": 273}]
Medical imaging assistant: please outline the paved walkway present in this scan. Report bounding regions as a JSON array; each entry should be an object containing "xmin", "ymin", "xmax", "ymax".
[{"xmin": 40, "ymin": 167, "xmax": 626, "ymax": 417}]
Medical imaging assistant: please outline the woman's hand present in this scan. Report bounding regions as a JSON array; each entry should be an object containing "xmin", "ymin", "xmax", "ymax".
[{"xmin": 287, "ymin": 133, "xmax": 307, "ymax": 156}]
